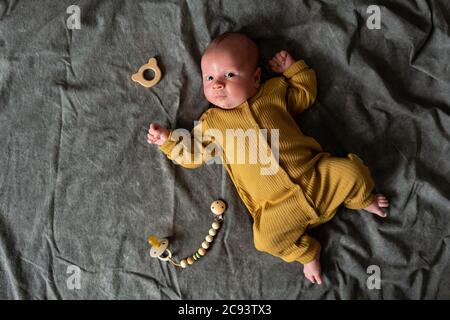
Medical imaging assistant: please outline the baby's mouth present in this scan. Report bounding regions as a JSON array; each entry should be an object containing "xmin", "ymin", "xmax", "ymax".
[{"xmin": 214, "ymin": 93, "xmax": 226, "ymax": 98}]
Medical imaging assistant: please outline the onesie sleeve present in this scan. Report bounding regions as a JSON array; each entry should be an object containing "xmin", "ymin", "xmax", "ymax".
[
  {"xmin": 282, "ymin": 60, "xmax": 317, "ymax": 116},
  {"xmin": 158, "ymin": 111, "xmax": 217, "ymax": 169}
]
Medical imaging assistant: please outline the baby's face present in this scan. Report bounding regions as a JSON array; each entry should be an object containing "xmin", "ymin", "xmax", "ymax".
[{"xmin": 201, "ymin": 48, "xmax": 260, "ymax": 109}]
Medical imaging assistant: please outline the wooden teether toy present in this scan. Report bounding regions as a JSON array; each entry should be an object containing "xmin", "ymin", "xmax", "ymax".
[
  {"xmin": 131, "ymin": 57, "xmax": 162, "ymax": 88},
  {"xmin": 148, "ymin": 199, "xmax": 227, "ymax": 268}
]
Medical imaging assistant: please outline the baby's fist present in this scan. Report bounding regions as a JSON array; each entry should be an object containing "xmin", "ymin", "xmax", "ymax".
[
  {"xmin": 269, "ymin": 50, "xmax": 295, "ymax": 73},
  {"xmin": 147, "ymin": 123, "xmax": 169, "ymax": 146}
]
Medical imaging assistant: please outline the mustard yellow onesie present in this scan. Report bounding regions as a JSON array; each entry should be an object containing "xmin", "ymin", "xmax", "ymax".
[{"xmin": 158, "ymin": 60, "xmax": 375, "ymax": 264}]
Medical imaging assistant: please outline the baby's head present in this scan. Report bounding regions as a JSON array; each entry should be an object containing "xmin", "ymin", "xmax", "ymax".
[{"xmin": 201, "ymin": 32, "xmax": 261, "ymax": 109}]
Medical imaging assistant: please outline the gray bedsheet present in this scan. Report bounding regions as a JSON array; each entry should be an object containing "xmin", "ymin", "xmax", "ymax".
[{"xmin": 1, "ymin": 0, "xmax": 449, "ymax": 299}]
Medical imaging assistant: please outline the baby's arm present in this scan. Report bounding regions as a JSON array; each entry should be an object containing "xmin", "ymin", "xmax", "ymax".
[
  {"xmin": 147, "ymin": 115, "xmax": 214, "ymax": 169},
  {"xmin": 269, "ymin": 50, "xmax": 317, "ymax": 116}
]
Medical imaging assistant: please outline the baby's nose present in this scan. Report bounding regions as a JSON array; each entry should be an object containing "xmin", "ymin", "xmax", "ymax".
[{"xmin": 212, "ymin": 81, "xmax": 224, "ymax": 89}]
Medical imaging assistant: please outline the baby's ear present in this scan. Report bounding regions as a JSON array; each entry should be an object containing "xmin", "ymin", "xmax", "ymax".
[{"xmin": 254, "ymin": 67, "xmax": 262, "ymax": 87}]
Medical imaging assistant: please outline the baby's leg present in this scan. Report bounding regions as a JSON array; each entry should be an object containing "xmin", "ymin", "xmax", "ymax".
[
  {"xmin": 337, "ymin": 154, "xmax": 389, "ymax": 217},
  {"xmin": 300, "ymin": 154, "xmax": 388, "ymax": 218}
]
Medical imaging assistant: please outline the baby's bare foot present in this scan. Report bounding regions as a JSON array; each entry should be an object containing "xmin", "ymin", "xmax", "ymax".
[
  {"xmin": 363, "ymin": 194, "xmax": 389, "ymax": 217},
  {"xmin": 303, "ymin": 248, "xmax": 322, "ymax": 285},
  {"xmin": 303, "ymin": 257, "xmax": 322, "ymax": 285}
]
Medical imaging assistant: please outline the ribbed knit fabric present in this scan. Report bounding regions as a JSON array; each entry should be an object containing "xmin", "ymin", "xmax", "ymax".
[{"xmin": 159, "ymin": 60, "xmax": 375, "ymax": 264}]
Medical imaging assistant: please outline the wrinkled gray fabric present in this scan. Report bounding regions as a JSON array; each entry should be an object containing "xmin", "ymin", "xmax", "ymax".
[{"xmin": 0, "ymin": 0, "xmax": 449, "ymax": 300}]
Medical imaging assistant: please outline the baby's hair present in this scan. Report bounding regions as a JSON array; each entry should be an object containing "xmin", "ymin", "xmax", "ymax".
[
  {"xmin": 210, "ymin": 32, "xmax": 243, "ymax": 45},
  {"xmin": 205, "ymin": 32, "xmax": 260, "ymax": 70}
]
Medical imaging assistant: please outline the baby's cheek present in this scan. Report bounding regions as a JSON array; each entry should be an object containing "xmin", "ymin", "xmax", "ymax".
[
  {"xmin": 204, "ymin": 93, "xmax": 215, "ymax": 105},
  {"xmin": 202, "ymin": 89, "xmax": 209, "ymax": 100},
  {"xmin": 203, "ymin": 87, "xmax": 210, "ymax": 97}
]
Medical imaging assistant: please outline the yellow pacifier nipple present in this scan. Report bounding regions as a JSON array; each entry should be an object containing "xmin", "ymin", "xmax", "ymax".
[{"xmin": 148, "ymin": 235, "xmax": 161, "ymax": 248}]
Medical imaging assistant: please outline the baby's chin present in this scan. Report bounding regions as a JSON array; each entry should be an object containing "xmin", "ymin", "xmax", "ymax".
[{"xmin": 208, "ymin": 97, "xmax": 247, "ymax": 110}]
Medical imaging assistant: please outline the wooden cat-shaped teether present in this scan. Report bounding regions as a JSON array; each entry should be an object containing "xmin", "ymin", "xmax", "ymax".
[{"xmin": 131, "ymin": 57, "xmax": 162, "ymax": 88}]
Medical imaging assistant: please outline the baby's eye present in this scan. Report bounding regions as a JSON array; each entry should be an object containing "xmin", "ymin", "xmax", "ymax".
[
  {"xmin": 206, "ymin": 76, "xmax": 214, "ymax": 81},
  {"xmin": 225, "ymin": 72, "xmax": 235, "ymax": 78}
]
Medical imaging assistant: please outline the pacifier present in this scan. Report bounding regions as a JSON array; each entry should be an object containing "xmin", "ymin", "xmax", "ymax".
[{"xmin": 147, "ymin": 199, "xmax": 227, "ymax": 268}]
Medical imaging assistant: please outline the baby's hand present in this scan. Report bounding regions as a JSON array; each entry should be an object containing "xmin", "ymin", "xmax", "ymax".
[
  {"xmin": 269, "ymin": 50, "xmax": 295, "ymax": 73},
  {"xmin": 303, "ymin": 250, "xmax": 323, "ymax": 285},
  {"xmin": 147, "ymin": 123, "xmax": 169, "ymax": 146}
]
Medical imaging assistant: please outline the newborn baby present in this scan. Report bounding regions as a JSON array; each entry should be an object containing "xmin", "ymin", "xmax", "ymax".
[{"xmin": 147, "ymin": 32, "xmax": 389, "ymax": 285}]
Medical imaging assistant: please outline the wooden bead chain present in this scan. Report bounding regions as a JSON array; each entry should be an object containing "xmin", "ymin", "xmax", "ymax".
[
  {"xmin": 148, "ymin": 200, "xmax": 226, "ymax": 268},
  {"xmin": 179, "ymin": 215, "xmax": 223, "ymax": 268}
]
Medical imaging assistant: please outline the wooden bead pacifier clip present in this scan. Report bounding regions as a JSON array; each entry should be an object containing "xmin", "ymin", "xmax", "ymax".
[
  {"xmin": 131, "ymin": 57, "xmax": 162, "ymax": 88},
  {"xmin": 148, "ymin": 200, "xmax": 226, "ymax": 268}
]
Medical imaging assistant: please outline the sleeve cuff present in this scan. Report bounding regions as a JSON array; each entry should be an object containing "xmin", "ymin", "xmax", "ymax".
[
  {"xmin": 283, "ymin": 60, "xmax": 309, "ymax": 79},
  {"xmin": 297, "ymin": 236, "xmax": 321, "ymax": 264},
  {"xmin": 282, "ymin": 234, "xmax": 321, "ymax": 264},
  {"xmin": 158, "ymin": 129, "xmax": 176, "ymax": 155}
]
